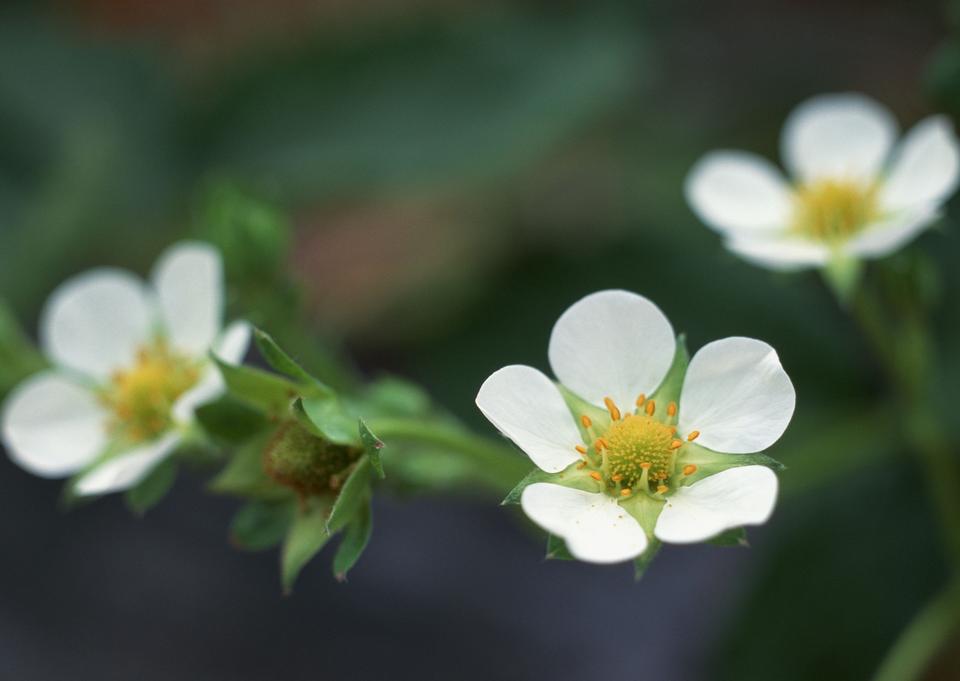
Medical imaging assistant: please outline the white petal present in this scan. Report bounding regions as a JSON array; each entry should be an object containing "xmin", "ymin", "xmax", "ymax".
[
  {"xmin": 845, "ymin": 205, "xmax": 941, "ymax": 259},
  {"xmin": 655, "ymin": 466, "xmax": 778, "ymax": 543},
  {"xmin": 678, "ymin": 337, "xmax": 795, "ymax": 453},
  {"xmin": 548, "ymin": 290, "xmax": 675, "ymax": 410},
  {"xmin": 782, "ymin": 93, "xmax": 897, "ymax": 183},
  {"xmin": 685, "ymin": 151, "xmax": 792, "ymax": 235},
  {"xmin": 40, "ymin": 269, "xmax": 152, "ymax": 380},
  {"xmin": 214, "ymin": 320, "xmax": 251, "ymax": 364},
  {"xmin": 521, "ymin": 483, "xmax": 648, "ymax": 563},
  {"xmin": 172, "ymin": 320, "xmax": 250, "ymax": 425},
  {"xmin": 881, "ymin": 116, "xmax": 960, "ymax": 212},
  {"xmin": 152, "ymin": 241, "xmax": 223, "ymax": 357},
  {"xmin": 1, "ymin": 372, "xmax": 107, "ymax": 477},
  {"xmin": 476, "ymin": 365, "xmax": 582, "ymax": 473},
  {"xmin": 172, "ymin": 369, "xmax": 223, "ymax": 424},
  {"xmin": 725, "ymin": 236, "xmax": 831, "ymax": 270},
  {"xmin": 74, "ymin": 433, "xmax": 179, "ymax": 496}
]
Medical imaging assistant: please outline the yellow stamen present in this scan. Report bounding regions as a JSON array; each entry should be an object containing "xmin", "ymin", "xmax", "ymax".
[
  {"xmin": 620, "ymin": 488, "xmax": 632, "ymax": 497},
  {"xmin": 635, "ymin": 393, "xmax": 646, "ymax": 409},
  {"xmin": 589, "ymin": 471, "xmax": 602, "ymax": 481},
  {"xmin": 611, "ymin": 474, "xmax": 623, "ymax": 482},
  {"xmin": 645, "ymin": 400, "xmax": 656, "ymax": 416},
  {"xmin": 580, "ymin": 414, "xmax": 592, "ymax": 428},
  {"xmin": 576, "ymin": 461, "xmax": 586, "ymax": 469},
  {"xmin": 639, "ymin": 462, "xmax": 651, "ymax": 470},
  {"xmin": 670, "ymin": 439, "xmax": 682, "ymax": 450},
  {"xmin": 682, "ymin": 464, "xmax": 697, "ymax": 476},
  {"xmin": 603, "ymin": 397, "xmax": 621, "ymax": 421},
  {"xmin": 667, "ymin": 401, "xmax": 677, "ymax": 416},
  {"xmin": 656, "ymin": 484, "xmax": 668, "ymax": 494},
  {"xmin": 687, "ymin": 430, "xmax": 700, "ymax": 442},
  {"xmin": 575, "ymin": 444, "xmax": 587, "ymax": 455}
]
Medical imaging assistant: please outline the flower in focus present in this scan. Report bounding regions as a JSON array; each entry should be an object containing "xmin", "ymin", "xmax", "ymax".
[
  {"xmin": 685, "ymin": 93, "xmax": 960, "ymax": 271},
  {"xmin": 476, "ymin": 290, "xmax": 794, "ymax": 564},
  {"xmin": 1, "ymin": 242, "xmax": 249, "ymax": 496}
]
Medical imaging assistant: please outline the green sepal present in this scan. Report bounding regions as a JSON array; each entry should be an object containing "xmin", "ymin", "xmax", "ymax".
[
  {"xmin": 546, "ymin": 534, "xmax": 575, "ymax": 560},
  {"xmin": 358, "ymin": 419, "xmax": 385, "ymax": 478},
  {"xmin": 212, "ymin": 355, "xmax": 299, "ymax": 415},
  {"xmin": 501, "ymin": 463, "xmax": 601, "ymax": 506},
  {"xmin": 708, "ymin": 527, "xmax": 749, "ymax": 547},
  {"xmin": 333, "ymin": 495, "xmax": 373, "ymax": 581},
  {"xmin": 253, "ymin": 328, "xmax": 332, "ymax": 397},
  {"xmin": 326, "ymin": 456, "xmax": 373, "ymax": 534},
  {"xmin": 556, "ymin": 383, "xmax": 610, "ymax": 441},
  {"xmin": 194, "ymin": 396, "xmax": 270, "ymax": 445},
  {"xmin": 230, "ymin": 499, "xmax": 296, "ymax": 551},
  {"xmin": 678, "ymin": 442, "xmax": 785, "ymax": 486},
  {"xmin": 281, "ymin": 497, "xmax": 332, "ymax": 594},
  {"xmin": 620, "ymin": 492, "xmax": 666, "ymax": 539},
  {"xmin": 297, "ymin": 395, "xmax": 360, "ymax": 446},
  {"xmin": 648, "ymin": 334, "xmax": 690, "ymax": 418},
  {"xmin": 208, "ymin": 433, "xmax": 291, "ymax": 500},
  {"xmin": 124, "ymin": 458, "xmax": 177, "ymax": 515},
  {"xmin": 822, "ymin": 253, "xmax": 863, "ymax": 306},
  {"xmin": 633, "ymin": 539, "xmax": 662, "ymax": 581}
]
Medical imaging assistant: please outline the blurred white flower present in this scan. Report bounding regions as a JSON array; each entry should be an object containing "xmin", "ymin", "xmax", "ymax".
[
  {"xmin": 1, "ymin": 242, "xmax": 249, "ymax": 496},
  {"xmin": 686, "ymin": 93, "xmax": 960, "ymax": 269},
  {"xmin": 476, "ymin": 290, "xmax": 794, "ymax": 564}
]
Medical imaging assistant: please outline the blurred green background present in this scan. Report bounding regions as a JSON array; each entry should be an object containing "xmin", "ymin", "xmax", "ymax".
[{"xmin": 1, "ymin": 0, "xmax": 960, "ymax": 679}]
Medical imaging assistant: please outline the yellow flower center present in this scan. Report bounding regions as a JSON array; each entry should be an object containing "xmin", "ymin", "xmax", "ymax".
[
  {"xmin": 791, "ymin": 179, "xmax": 879, "ymax": 242},
  {"xmin": 100, "ymin": 342, "xmax": 200, "ymax": 443},
  {"xmin": 574, "ymin": 396, "xmax": 699, "ymax": 499},
  {"xmin": 605, "ymin": 415, "xmax": 676, "ymax": 486}
]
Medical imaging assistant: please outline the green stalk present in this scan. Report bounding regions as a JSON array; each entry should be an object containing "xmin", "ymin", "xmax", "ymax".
[{"xmin": 365, "ymin": 417, "xmax": 529, "ymax": 494}]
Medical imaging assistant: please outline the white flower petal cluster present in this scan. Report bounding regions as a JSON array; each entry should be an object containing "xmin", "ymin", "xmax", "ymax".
[
  {"xmin": 476, "ymin": 290, "xmax": 794, "ymax": 564},
  {"xmin": 686, "ymin": 93, "xmax": 960, "ymax": 269},
  {"xmin": 2, "ymin": 242, "xmax": 249, "ymax": 496}
]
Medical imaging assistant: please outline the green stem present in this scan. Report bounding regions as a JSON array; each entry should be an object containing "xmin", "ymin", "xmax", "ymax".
[
  {"xmin": 365, "ymin": 417, "xmax": 529, "ymax": 494},
  {"xmin": 846, "ymin": 282, "xmax": 960, "ymax": 568},
  {"xmin": 872, "ymin": 578, "xmax": 960, "ymax": 681}
]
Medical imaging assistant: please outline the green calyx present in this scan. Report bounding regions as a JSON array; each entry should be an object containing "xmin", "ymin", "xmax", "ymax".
[{"xmin": 263, "ymin": 420, "xmax": 363, "ymax": 498}]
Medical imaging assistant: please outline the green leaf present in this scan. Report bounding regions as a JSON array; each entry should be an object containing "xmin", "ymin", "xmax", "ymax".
[
  {"xmin": 208, "ymin": 433, "xmax": 290, "ymax": 500},
  {"xmin": 281, "ymin": 498, "xmax": 332, "ymax": 594},
  {"xmin": 358, "ymin": 419, "xmax": 385, "ymax": 479},
  {"xmin": 709, "ymin": 527, "xmax": 749, "ymax": 547},
  {"xmin": 333, "ymin": 496, "xmax": 373, "ymax": 581},
  {"xmin": 327, "ymin": 456, "xmax": 373, "ymax": 534},
  {"xmin": 297, "ymin": 395, "xmax": 359, "ymax": 446},
  {"xmin": 124, "ymin": 458, "xmax": 177, "ymax": 515},
  {"xmin": 212, "ymin": 355, "xmax": 299, "ymax": 414},
  {"xmin": 364, "ymin": 376, "xmax": 432, "ymax": 417},
  {"xmin": 194, "ymin": 395, "xmax": 270, "ymax": 444},
  {"xmin": 253, "ymin": 328, "xmax": 332, "ymax": 396},
  {"xmin": 633, "ymin": 539, "xmax": 662, "ymax": 581},
  {"xmin": 546, "ymin": 534, "xmax": 575, "ymax": 561},
  {"xmin": 231, "ymin": 500, "xmax": 296, "ymax": 551},
  {"xmin": 0, "ymin": 298, "xmax": 47, "ymax": 397},
  {"xmin": 649, "ymin": 334, "xmax": 690, "ymax": 415}
]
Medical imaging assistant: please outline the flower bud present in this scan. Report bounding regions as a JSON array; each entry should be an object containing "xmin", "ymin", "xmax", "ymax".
[{"xmin": 264, "ymin": 421, "xmax": 362, "ymax": 497}]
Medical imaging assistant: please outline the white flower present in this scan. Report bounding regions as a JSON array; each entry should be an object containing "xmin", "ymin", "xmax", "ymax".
[
  {"xmin": 1, "ymin": 242, "xmax": 250, "ymax": 496},
  {"xmin": 685, "ymin": 93, "xmax": 960, "ymax": 269},
  {"xmin": 475, "ymin": 290, "xmax": 794, "ymax": 564}
]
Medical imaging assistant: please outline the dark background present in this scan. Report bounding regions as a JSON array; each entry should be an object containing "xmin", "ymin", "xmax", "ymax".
[{"xmin": 2, "ymin": 0, "xmax": 960, "ymax": 679}]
